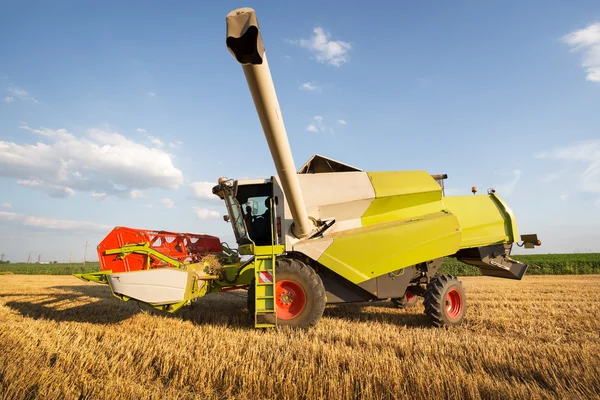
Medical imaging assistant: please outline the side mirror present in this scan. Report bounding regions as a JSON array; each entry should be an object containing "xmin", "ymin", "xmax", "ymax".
[{"xmin": 223, "ymin": 215, "xmax": 230, "ymax": 222}]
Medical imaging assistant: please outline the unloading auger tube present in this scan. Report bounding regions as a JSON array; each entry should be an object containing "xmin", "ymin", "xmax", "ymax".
[{"xmin": 225, "ymin": 7, "xmax": 316, "ymax": 239}]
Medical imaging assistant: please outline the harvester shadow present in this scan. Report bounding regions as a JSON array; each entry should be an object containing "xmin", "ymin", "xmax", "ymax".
[
  {"xmin": 2, "ymin": 285, "xmax": 430, "ymax": 328},
  {"xmin": 2, "ymin": 284, "xmax": 255, "ymax": 329},
  {"xmin": 324, "ymin": 300, "xmax": 431, "ymax": 328},
  {"xmin": 2, "ymin": 285, "xmax": 140, "ymax": 324}
]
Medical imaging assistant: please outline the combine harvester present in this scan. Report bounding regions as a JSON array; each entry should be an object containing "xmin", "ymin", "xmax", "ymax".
[{"xmin": 76, "ymin": 8, "xmax": 541, "ymax": 328}]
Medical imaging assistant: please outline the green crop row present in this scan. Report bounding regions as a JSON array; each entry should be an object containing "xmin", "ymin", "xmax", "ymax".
[
  {"xmin": 440, "ymin": 254, "xmax": 600, "ymax": 276},
  {"xmin": 1, "ymin": 254, "xmax": 600, "ymax": 276},
  {"xmin": 0, "ymin": 263, "xmax": 100, "ymax": 275}
]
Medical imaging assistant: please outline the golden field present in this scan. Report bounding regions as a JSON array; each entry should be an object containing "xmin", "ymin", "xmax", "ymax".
[{"xmin": 1, "ymin": 274, "xmax": 599, "ymax": 400}]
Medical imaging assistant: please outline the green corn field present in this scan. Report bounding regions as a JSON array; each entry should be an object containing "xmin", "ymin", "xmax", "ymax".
[{"xmin": 2, "ymin": 254, "xmax": 599, "ymax": 276}]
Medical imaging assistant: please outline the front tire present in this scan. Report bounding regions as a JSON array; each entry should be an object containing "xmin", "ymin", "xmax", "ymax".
[
  {"xmin": 248, "ymin": 259, "xmax": 326, "ymax": 328},
  {"xmin": 423, "ymin": 274, "xmax": 466, "ymax": 327}
]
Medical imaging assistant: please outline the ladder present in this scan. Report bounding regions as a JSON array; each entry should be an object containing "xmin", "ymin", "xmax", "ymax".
[
  {"xmin": 254, "ymin": 248, "xmax": 277, "ymax": 328},
  {"xmin": 253, "ymin": 197, "xmax": 281, "ymax": 328}
]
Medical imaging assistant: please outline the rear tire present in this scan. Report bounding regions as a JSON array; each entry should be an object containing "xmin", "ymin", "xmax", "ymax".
[
  {"xmin": 423, "ymin": 274, "xmax": 466, "ymax": 327},
  {"xmin": 248, "ymin": 258, "xmax": 326, "ymax": 328},
  {"xmin": 391, "ymin": 289, "xmax": 419, "ymax": 309}
]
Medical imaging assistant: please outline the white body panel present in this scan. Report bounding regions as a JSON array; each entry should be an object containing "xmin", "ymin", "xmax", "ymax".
[
  {"xmin": 108, "ymin": 268, "xmax": 194, "ymax": 305},
  {"xmin": 273, "ymin": 172, "xmax": 376, "ymax": 251},
  {"xmin": 293, "ymin": 237, "xmax": 334, "ymax": 261}
]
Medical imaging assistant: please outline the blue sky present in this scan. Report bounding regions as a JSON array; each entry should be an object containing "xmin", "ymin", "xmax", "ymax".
[{"xmin": 1, "ymin": 1, "xmax": 599, "ymax": 262}]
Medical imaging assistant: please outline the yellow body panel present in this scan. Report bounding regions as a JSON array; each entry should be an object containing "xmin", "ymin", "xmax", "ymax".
[
  {"xmin": 362, "ymin": 171, "xmax": 444, "ymax": 226},
  {"xmin": 442, "ymin": 195, "xmax": 518, "ymax": 248},
  {"xmin": 318, "ymin": 211, "xmax": 462, "ymax": 284},
  {"xmin": 366, "ymin": 171, "xmax": 443, "ymax": 198},
  {"xmin": 313, "ymin": 170, "xmax": 518, "ymax": 283}
]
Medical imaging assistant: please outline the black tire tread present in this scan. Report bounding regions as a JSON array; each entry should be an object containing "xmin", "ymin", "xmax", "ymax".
[{"xmin": 423, "ymin": 274, "xmax": 466, "ymax": 328}]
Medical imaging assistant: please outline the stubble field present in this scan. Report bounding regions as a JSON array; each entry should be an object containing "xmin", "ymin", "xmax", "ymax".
[{"xmin": 1, "ymin": 274, "xmax": 599, "ymax": 399}]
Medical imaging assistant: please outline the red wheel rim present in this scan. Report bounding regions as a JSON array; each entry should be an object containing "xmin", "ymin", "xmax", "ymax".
[
  {"xmin": 445, "ymin": 289, "xmax": 462, "ymax": 318},
  {"xmin": 275, "ymin": 280, "xmax": 306, "ymax": 320},
  {"xmin": 405, "ymin": 290, "xmax": 416, "ymax": 301}
]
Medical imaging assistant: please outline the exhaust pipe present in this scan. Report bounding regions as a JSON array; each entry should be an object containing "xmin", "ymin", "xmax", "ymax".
[{"xmin": 225, "ymin": 8, "xmax": 315, "ymax": 239}]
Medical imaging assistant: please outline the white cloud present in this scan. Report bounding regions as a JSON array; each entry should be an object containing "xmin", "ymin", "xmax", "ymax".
[
  {"xmin": 292, "ymin": 27, "xmax": 352, "ymax": 67},
  {"xmin": 493, "ymin": 169, "xmax": 521, "ymax": 196},
  {"xmin": 193, "ymin": 207, "xmax": 220, "ymax": 220},
  {"xmin": 136, "ymin": 128, "xmax": 147, "ymax": 133},
  {"xmin": 91, "ymin": 192, "xmax": 108, "ymax": 200},
  {"xmin": 300, "ymin": 82, "xmax": 321, "ymax": 91},
  {"xmin": 3, "ymin": 96, "xmax": 14, "ymax": 103},
  {"xmin": 560, "ymin": 194, "xmax": 569, "ymax": 201},
  {"xmin": 168, "ymin": 140, "xmax": 183, "ymax": 148},
  {"xmin": 7, "ymin": 87, "xmax": 38, "ymax": 103},
  {"xmin": 0, "ymin": 211, "xmax": 110, "ymax": 232},
  {"xmin": 148, "ymin": 136, "xmax": 164, "ymax": 148},
  {"xmin": 189, "ymin": 181, "xmax": 218, "ymax": 201},
  {"xmin": 0, "ymin": 203, "xmax": 11, "ymax": 208},
  {"xmin": 562, "ymin": 23, "xmax": 600, "ymax": 82},
  {"xmin": 147, "ymin": 91, "xmax": 156, "ymax": 97},
  {"xmin": 306, "ymin": 115, "xmax": 334, "ymax": 134},
  {"xmin": 0, "ymin": 125, "xmax": 184, "ymax": 198},
  {"xmin": 160, "ymin": 198, "xmax": 175, "ymax": 208},
  {"xmin": 129, "ymin": 190, "xmax": 144, "ymax": 199},
  {"xmin": 536, "ymin": 140, "xmax": 600, "ymax": 193},
  {"xmin": 17, "ymin": 179, "xmax": 75, "ymax": 198},
  {"xmin": 338, "ymin": 119, "xmax": 347, "ymax": 125}
]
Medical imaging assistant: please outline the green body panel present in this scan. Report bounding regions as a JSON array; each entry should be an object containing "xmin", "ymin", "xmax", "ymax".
[
  {"xmin": 318, "ymin": 211, "xmax": 461, "ymax": 284},
  {"xmin": 443, "ymin": 194, "xmax": 518, "ymax": 248},
  {"xmin": 489, "ymin": 193, "xmax": 519, "ymax": 243},
  {"xmin": 74, "ymin": 271, "xmax": 111, "ymax": 284},
  {"xmin": 104, "ymin": 243, "xmax": 183, "ymax": 268},
  {"xmin": 212, "ymin": 262, "xmax": 255, "ymax": 292}
]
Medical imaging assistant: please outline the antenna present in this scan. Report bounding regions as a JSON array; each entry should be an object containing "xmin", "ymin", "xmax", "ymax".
[
  {"xmin": 27, "ymin": 252, "xmax": 31, "ymax": 264},
  {"xmin": 0, "ymin": 254, "xmax": 4, "ymax": 262}
]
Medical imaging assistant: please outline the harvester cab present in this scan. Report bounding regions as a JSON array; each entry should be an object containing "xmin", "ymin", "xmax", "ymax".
[
  {"xmin": 213, "ymin": 178, "xmax": 278, "ymax": 248},
  {"xmin": 75, "ymin": 7, "xmax": 542, "ymax": 330}
]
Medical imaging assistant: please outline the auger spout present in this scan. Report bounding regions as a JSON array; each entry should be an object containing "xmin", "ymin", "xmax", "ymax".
[{"xmin": 225, "ymin": 7, "xmax": 316, "ymax": 239}]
